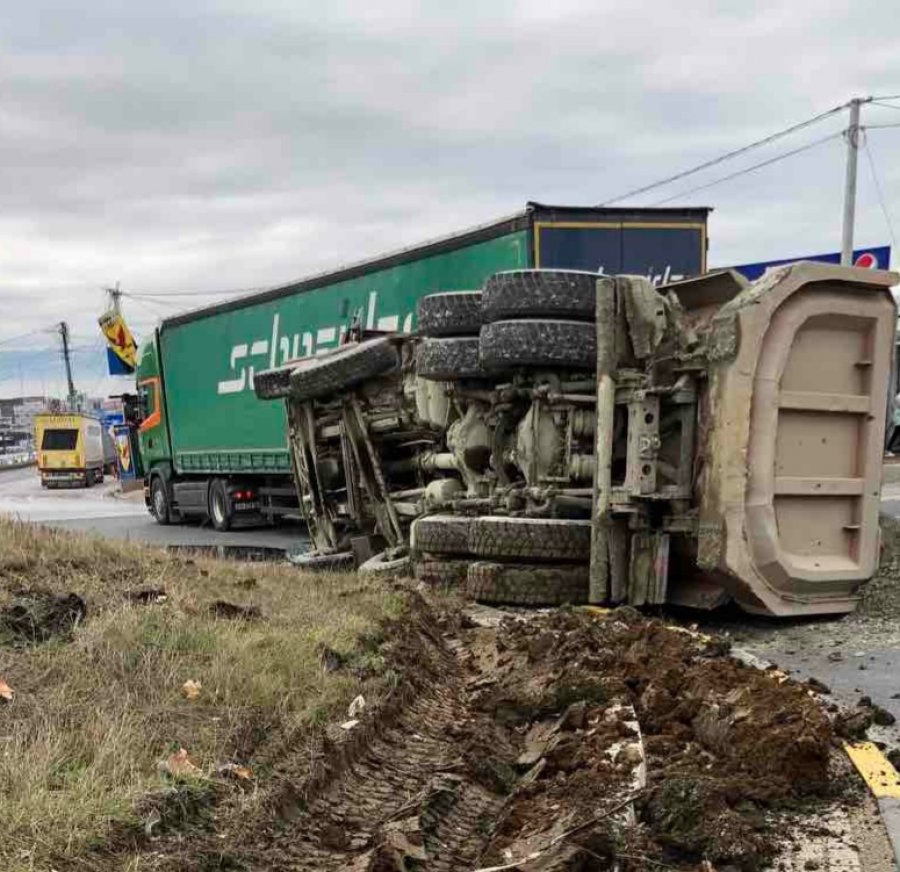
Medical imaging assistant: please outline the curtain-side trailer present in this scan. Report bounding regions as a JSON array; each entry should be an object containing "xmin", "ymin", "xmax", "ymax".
[{"xmin": 136, "ymin": 203, "xmax": 709, "ymax": 530}]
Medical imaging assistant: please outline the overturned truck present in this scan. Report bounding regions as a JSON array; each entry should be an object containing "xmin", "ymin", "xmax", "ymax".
[{"xmin": 255, "ymin": 262, "xmax": 897, "ymax": 617}]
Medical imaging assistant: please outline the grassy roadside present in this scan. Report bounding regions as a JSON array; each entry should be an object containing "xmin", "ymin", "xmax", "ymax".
[{"xmin": 0, "ymin": 519, "xmax": 402, "ymax": 871}]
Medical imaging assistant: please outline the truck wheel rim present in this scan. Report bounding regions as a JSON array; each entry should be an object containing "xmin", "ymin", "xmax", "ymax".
[{"xmin": 154, "ymin": 486, "xmax": 165, "ymax": 516}]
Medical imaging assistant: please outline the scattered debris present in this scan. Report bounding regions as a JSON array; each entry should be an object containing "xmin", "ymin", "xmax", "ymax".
[
  {"xmin": 806, "ymin": 677, "xmax": 831, "ymax": 694},
  {"xmin": 347, "ymin": 694, "xmax": 366, "ymax": 719},
  {"xmin": 209, "ymin": 600, "xmax": 262, "ymax": 620},
  {"xmin": 163, "ymin": 747, "xmax": 202, "ymax": 779},
  {"xmin": 125, "ymin": 587, "xmax": 167, "ymax": 604},
  {"xmin": 181, "ymin": 679, "xmax": 202, "ymax": 701},
  {"xmin": 0, "ymin": 590, "xmax": 86, "ymax": 645},
  {"xmin": 0, "ymin": 676, "xmax": 12, "ymax": 701},
  {"xmin": 216, "ymin": 763, "xmax": 253, "ymax": 782}
]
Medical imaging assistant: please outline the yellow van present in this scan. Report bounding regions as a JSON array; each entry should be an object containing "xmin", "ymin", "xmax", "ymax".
[{"xmin": 34, "ymin": 413, "xmax": 105, "ymax": 488}]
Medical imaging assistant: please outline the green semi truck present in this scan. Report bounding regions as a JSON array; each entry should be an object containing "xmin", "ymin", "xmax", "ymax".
[{"xmin": 136, "ymin": 203, "xmax": 709, "ymax": 530}]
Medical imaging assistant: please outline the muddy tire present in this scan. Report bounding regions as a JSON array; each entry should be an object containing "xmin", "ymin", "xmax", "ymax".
[
  {"xmin": 483, "ymin": 270, "xmax": 597, "ymax": 322},
  {"xmin": 416, "ymin": 291, "xmax": 483, "ymax": 337},
  {"xmin": 417, "ymin": 336, "xmax": 485, "ymax": 381},
  {"xmin": 255, "ymin": 337, "xmax": 399, "ymax": 401},
  {"xmin": 466, "ymin": 562, "xmax": 589, "ymax": 606},
  {"xmin": 470, "ymin": 517, "xmax": 592, "ymax": 562},
  {"xmin": 359, "ymin": 551, "xmax": 412, "ymax": 579},
  {"xmin": 480, "ymin": 320, "xmax": 596, "ymax": 371},
  {"xmin": 287, "ymin": 550, "xmax": 355, "ymax": 572},
  {"xmin": 414, "ymin": 554, "xmax": 470, "ymax": 588},
  {"xmin": 411, "ymin": 515, "xmax": 473, "ymax": 556}
]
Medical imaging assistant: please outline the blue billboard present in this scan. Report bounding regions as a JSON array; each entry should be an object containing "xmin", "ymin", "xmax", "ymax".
[
  {"xmin": 535, "ymin": 220, "xmax": 707, "ymax": 286},
  {"xmin": 730, "ymin": 246, "xmax": 891, "ymax": 282}
]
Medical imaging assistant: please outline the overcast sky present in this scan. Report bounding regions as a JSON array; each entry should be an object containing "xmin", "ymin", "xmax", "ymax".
[{"xmin": 1, "ymin": 0, "xmax": 899, "ymax": 397}]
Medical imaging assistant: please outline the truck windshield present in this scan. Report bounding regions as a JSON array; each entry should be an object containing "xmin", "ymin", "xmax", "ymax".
[{"xmin": 41, "ymin": 429, "xmax": 78, "ymax": 451}]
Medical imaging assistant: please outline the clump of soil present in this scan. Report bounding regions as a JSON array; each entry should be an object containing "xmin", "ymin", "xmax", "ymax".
[
  {"xmin": 469, "ymin": 610, "xmax": 833, "ymax": 870},
  {"xmin": 0, "ymin": 589, "xmax": 86, "ymax": 645}
]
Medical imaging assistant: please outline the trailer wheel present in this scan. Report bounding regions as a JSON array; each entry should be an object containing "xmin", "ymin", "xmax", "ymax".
[
  {"xmin": 286, "ymin": 549, "xmax": 355, "ymax": 572},
  {"xmin": 416, "ymin": 337, "xmax": 486, "ymax": 381},
  {"xmin": 289, "ymin": 337, "xmax": 399, "ymax": 402},
  {"xmin": 358, "ymin": 550, "xmax": 411, "ymax": 580},
  {"xmin": 480, "ymin": 319, "xmax": 596, "ymax": 371},
  {"xmin": 413, "ymin": 554, "xmax": 469, "ymax": 588},
  {"xmin": 150, "ymin": 476, "xmax": 171, "ymax": 526},
  {"xmin": 416, "ymin": 291, "xmax": 483, "ymax": 337},
  {"xmin": 470, "ymin": 517, "xmax": 592, "ymax": 562},
  {"xmin": 466, "ymin": 561, "xmax": 589, "ymax": 606},
  {"xmin": 411, "ymin": 515, "xmax": 473, "ymax": 556},
  {"xmin": 209, "ymin": 479, "xmax": 232, "ymax": 532},
  {"xmin": 483, "ymin": 270, "xmax": 597, "ymax": 322}
]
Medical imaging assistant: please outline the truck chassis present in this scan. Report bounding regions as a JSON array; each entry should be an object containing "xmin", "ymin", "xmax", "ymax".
[{"xmin": 256, "ymin": 263, "xmax": 897, "ymax": 617}]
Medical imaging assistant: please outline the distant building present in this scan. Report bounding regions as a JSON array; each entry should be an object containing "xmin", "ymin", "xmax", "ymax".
[{"xmin": 0, "ymin": 395, "xmax": 52, "ymax": 455}]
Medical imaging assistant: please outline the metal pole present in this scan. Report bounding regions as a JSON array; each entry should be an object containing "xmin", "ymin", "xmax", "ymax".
[
  {"xmin": 588, "ymin": 277, "xmax": 617, "ymax": 604},
  {"xmin": 106, "ymin": 282, "xmax": 121, "ymax": 313},
  {"xmin": 58, "ymin": 321, "xmax": 76, "ymax": 408},
  {"xmin": 841, "ymin": 98, "xmax": 864, "ymax": 266}
]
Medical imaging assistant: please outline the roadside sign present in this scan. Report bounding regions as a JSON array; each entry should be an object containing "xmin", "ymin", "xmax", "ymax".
[{"xmin": 729, "ymin": 246, "xmax": 891, "ymax": 282}]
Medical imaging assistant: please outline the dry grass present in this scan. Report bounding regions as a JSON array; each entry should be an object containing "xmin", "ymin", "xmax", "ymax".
[{"xmin": 0, "ymin": 518, "xmax": 402, "ymax": 870}]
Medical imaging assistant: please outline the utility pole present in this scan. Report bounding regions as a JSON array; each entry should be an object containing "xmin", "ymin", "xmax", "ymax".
[
  {"xmin": 106, "ymin": 282, "xmax": 122, "ymax": 313},
  {"xmin": 58, "ymin": 321, "xmax": 77, "ymax": 409},
  {"xmin": 841, "ymin": 96, "xmax": 871, "ymax": 266}
]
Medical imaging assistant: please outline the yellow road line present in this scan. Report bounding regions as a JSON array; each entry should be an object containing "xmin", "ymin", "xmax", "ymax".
[{"xmin": 844, "ymin": 741, "xmax": 900, "ymax": 799}]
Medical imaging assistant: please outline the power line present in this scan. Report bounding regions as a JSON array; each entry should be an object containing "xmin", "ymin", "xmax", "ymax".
[
  {"xmin": 862, "ymin": 135, "xmax": 897, "ymax": 249},
  {"xmin": 598, "ymin": 101, "xmax": 851, "ymax": 205},
  {"xmin": 864, "ymin": 122, "xmax": 900, "ymax": 131},
  {"xmin": 871, "ymin": 101, "xmax": 900, "ymax": 113},
  {"xmin": 647, "ymin": 130, "xmax": 844, "ymax": 206},
  {"xmin": 0, "ymin": 327, "xmax": 54, "ymax": 348}
]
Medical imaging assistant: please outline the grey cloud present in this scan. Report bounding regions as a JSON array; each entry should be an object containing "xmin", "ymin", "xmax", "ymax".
[{"xmin": 0, "ymin": 0, "xmax": 897, "ymax": 396}]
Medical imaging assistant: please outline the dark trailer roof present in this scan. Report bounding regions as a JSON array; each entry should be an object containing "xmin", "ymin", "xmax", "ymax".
[{"xmin": 161, "ymin": 202, "xmax": 711, "ymax": 329}]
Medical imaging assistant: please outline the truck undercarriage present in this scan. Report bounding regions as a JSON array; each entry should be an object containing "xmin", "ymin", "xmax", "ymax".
[{"xmin": 255, "ymin": 262, "xmax": 897, "ymax": 617}]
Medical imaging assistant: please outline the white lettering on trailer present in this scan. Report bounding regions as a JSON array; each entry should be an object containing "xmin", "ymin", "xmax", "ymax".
[
  {"xmin": 215, "ymin": 292, "xmax": 414, "ymax": 396},
  {"xmin": 597, "ymin": 264, "xmax": 684, "ymax": 287},
  {"xmin": 217, "ymin": 344, "xmax": 249, "ymax": 394}
]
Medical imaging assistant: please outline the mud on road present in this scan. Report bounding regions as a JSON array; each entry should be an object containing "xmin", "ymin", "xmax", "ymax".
[{"xmin": 130, "ymin": 597, "xmax": 887, "ymax": 872}]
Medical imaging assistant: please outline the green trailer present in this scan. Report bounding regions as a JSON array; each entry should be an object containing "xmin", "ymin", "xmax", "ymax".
[{"xmin": 136, "ymin": 203, "xmax": 709, "ymax": 530}]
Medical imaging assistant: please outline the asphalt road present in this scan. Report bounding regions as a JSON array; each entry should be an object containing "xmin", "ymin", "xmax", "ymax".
[{"xmin": 0, "ymin": 465, "xmax": 307, "ymax": 553}]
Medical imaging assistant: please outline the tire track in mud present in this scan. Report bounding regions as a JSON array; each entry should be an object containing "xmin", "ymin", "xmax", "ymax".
[
  {"xmin": 266, "ymin": 684, "xmax": 503, "ymax": 869},
  {"xmin": 230, "ymin": 611, "xmax": 511, "ymax": 871},
  {"xmin": 148, "ymin": 601, "xmax": 878, "ymax": 872}
]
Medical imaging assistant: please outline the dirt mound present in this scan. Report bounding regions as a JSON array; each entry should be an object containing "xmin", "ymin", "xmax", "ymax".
[
  {"xmin": 0, "ymin": 589, "xmax": 86, "ymax": 645},
  {"xmin": 92, "ymin": 599, "xmax": 844, "ymax": 871},
  {"xmin": 470, "ymin": 610, "xmax": 832, "ymax": 869}
]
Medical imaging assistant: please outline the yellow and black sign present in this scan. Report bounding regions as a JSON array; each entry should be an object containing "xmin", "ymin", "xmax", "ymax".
[{"xmin": 99, "ymin": 309, "xmax": 138, "ymax": 373}]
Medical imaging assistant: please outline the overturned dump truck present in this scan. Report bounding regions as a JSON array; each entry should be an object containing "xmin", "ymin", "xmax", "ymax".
[{"xmin": 255, "ymin": 261, "xmax": 897, "ymax": 617}]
